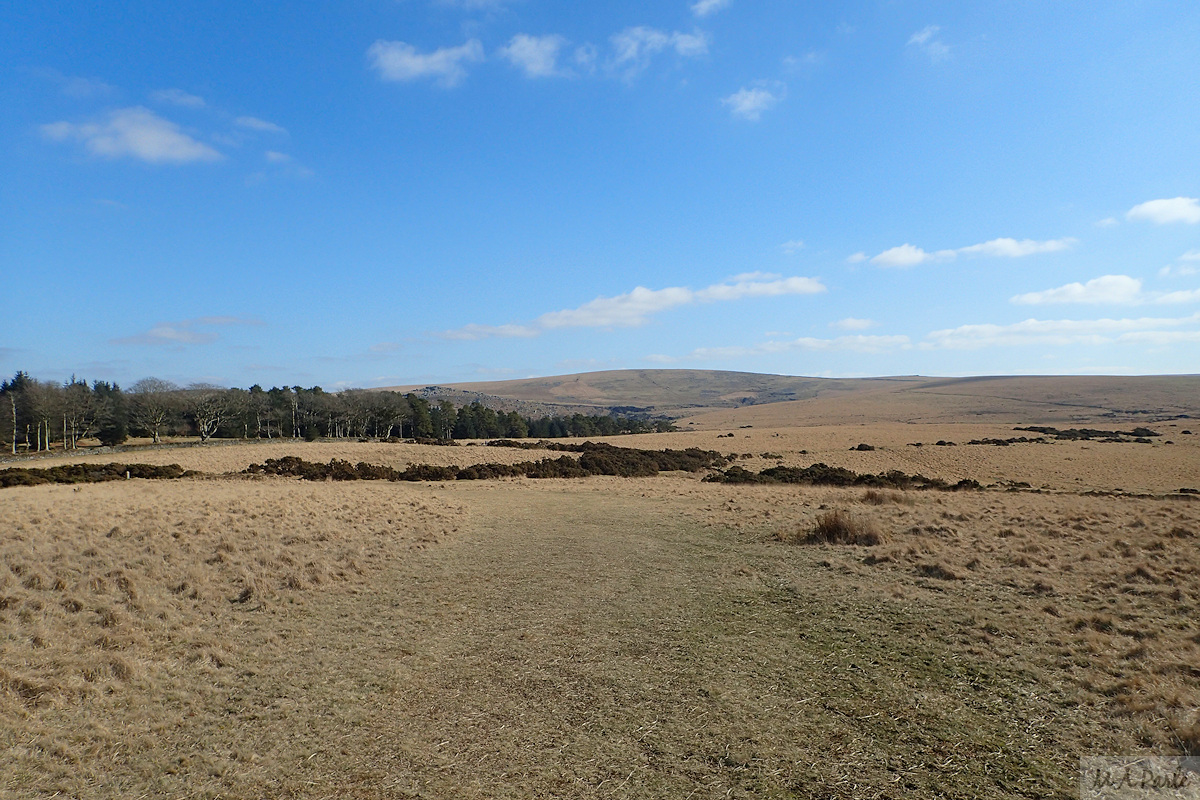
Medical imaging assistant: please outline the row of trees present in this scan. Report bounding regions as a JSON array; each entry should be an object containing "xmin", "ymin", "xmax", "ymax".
[{"xmin": 1, "ymin": 372, "xmax": 674, "ymax": 454}]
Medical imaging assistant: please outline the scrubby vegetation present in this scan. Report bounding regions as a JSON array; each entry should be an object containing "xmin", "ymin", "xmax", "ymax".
[
  {"xmin": 243, "ymin": 442, "xmax": 732, "ymax": 482},
  {"xmin": 1014, "ymin": 425, "xmax": 1160, "ymax": 442},
  {"xmin": 0, "ymin": 462, "xmax": 195, "ymax": 488},
  {"xmin": 704, "ymin": 463, "xmax": 982, "ymax": 490}
]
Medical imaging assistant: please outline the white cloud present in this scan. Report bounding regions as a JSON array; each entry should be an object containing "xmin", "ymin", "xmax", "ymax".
[
  {"xmin": 869, "ymin": 236, "xmax": 1075, "ymax": 268},
  {"xmin": 671, "ymin": 30, "xmax": 710, "ymax": 57},
  {"xmin": 870, "ymin": 243, "xmax": 956, "ymax": 268},
  {"xmin": 500, "ymin": 34, "xmax": 569, "ymax": 78},
  {"xmin": 236, "ymin": 116, "xmax": 288, "ymax": 134},
  {"xmin": 783, "ymin": 51, "xmax": 823, "ymax": 72},
  {"xmin": 111, "ymin": 316, "xmax": 260, "ymax": 346},
  {"xmin": 1011, "ymin": 275, "xmax": 1143, "ymax": 305},
  {"xmin": 1157, "ymin": 288, "xmax": 1200, "ymax": 304},
  {"xmin": 780, "ymin": 240, "xmax": 804, "ymax": 254},
  {"xmin": 151, "ymin": 88, "xmax": 206, "ymax": 108},
  {"xmin": 666, "ymin": 334, "xmax": 910, "ymax": 363},
  {"xmin": 609, "ymin": 27, "xmax": 708, "ymax": 78},
  {"xmin": 38, "ymin": 69, "xmax": 115, "ymax": 98},
  {"xmin": 908, "ymin": 25, "xmax": 950, "ymax": 61},
  {"xmin": 574, "ymin": 43, "xmax": 598, "ymax": 71},
  {"xmin": 924, "ymin": 312, "xmax": 1200, "ymax": 350},
  {"xmin": 441, "ymin": 323, "xmax": 539, "ymax": 341},
  {"xmin": 249, "ymin": 151, "xmax": 314, "ymax": 182},
  {"xmin": 1095, "ymin": 217, "xmax": 1119, "ymax": 227},
  {"xmin": 958, "ymin": 237, "xmax": 1076, "ymax": 257},
  {"xmin": 846, "ymin": 252, "xmax": 868, "ymax": 264},
  {"xmin": 831, "ymin": 317, "xmax": 877, "ymax": 331},
  {"xmin": 442, "ymin": 274, "xmax": 826, "ymax": 339},
  {"xmin": 1013, "ymin": 274, "xmax": 1200, "ymax": 305},
  {"xmin": 728, "ymin": 271, "xmax": 781, "ymax": 282},
  {"xmin": 538, "ymin": 286, "xmax": 694, "ymax": 329},
  {"xmin": 722, "ymin": 84, "xmax": 784, "ymax": 121},
  {"xmin": 691, "ymin": 0, "xmax": 731, "ymax": 17},
  {"xmin": 693, "ymin": 274, "xmax": 824, "ymax": 303},
  {"xmin": 41, "ymin": 107, "xmax": 222, "ymax": 164},
  {"xmin": 1126, "ymin": 197, "xmax": 1200, "ymax": 225},
  {"xmin": 367, "ymin": 39, "xmax": 485, "ymax": 87}
]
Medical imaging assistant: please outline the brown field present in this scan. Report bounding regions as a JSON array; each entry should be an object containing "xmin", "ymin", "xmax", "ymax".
[{"xmin": 3, "ymin": 375, "xmax": 1200, "ymax": 798}]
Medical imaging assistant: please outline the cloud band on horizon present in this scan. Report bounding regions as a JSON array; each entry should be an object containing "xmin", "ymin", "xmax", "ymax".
[{"xmin": 442, "ymin": 273, "xmax": 826, "ymax": 341}]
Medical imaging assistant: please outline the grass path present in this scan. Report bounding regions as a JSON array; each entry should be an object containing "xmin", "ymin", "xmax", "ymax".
[{"xmin": 180, "ymin": 484, "xmax": 1081, "ymax": 798}]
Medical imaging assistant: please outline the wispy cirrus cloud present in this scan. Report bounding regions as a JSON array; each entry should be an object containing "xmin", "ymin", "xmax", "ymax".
[
  {"xmin": 434, "ymin": 0, "xmax": 508, "ymax": 8},
  {"xmin": 500, "ymin": 34, "xmax": 570, "ymax": 77},
  {"xmin": 1160, "ymin": 250, "xmax": 1200, "ymax": 277},
  {"xmin": 722, "ymin": 82, "xmax": 785, "ymax": 121},
  {"xmin": 958, "ymin": 237, "xmax": 1077, "ymax": 257},
  {"xmin": 236, "ymin": 116, "xmax": 287, "ymax": 134},
  {"xmin": 1126, "ymin": 197, "xmax": 1200, "ymax": 225},
  {"xmin": 37, "ymin": 68, "xmax": 115, "ymax": 99},
  {"xmin": 870, "ymin": 237, "xmax": 1076, "ymax": 268},
  {"xmin": 442, "ymin": 273, "xmax": 826, "ymax": 340},
  {"xmin": 908, "ymin": 25, "xmax": 950, "ymax": 61},
  {"xmin": 691, "ymin": 0, "xmax": 731, "ymax": 17},
  {"xmin": 648, "ymin": 333, "xmax": 910, "ymax": 364},
  {"xmin": 831, "ymin": 317, "xmax": 877, "ymax": 331},
  {"xmin": 923, "ymin": 312, "xmax": 1200, "ymax": 350},
  {"xmin": 609, "ymin": 26, "xmax": 709, "ymax": 79},
  {"xmin": 151, "ymin": 88, "xmax": 206, "ymax": 108},
  {"xmin": 442, "ymin": 323, "xmax": 540, "ymax": 342},
  {"xmin": 111, "ymin": 316, "xmax": 261, "ymax": 346},
  {"xmin": 1012, "ymin": 274, "xmax": 1200, "ymax": 305},
  {"xmin": 42, "ymin": 107, "xmax": 222, "ymax": 164},
  {"xmin": 367, "ymin": 39, "xmax": 485, "ymax": 87}
]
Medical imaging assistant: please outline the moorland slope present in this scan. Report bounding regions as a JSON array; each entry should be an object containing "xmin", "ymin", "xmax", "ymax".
[{"xmin": 387, "ymin": 370, "xmax": 1200, "ymax": 426}]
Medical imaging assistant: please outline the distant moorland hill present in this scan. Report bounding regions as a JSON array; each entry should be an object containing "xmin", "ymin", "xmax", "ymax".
[{"xmin": 385, "ymin": 370, "xmax": 1200, "ymax": 427}]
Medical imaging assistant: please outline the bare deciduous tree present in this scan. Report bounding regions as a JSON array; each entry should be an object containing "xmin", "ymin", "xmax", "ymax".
[
  {"xmin": 183, "ymin": 383, "xmax": 231, "ymax": 443},
  {"xmin": 129, "ymin": 378, "xmax": 180, "ymax": 443}
]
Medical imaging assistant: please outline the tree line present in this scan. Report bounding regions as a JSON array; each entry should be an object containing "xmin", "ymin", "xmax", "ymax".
[{"xmin": 0, "ymin": 372, "xmax": 674, "ymax": 454}]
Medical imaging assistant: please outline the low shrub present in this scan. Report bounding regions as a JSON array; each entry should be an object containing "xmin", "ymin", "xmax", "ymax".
[
  {"xmin": 241, "ymin": 442, "xmax": 729, "ymax": 484},
  {"xmin": 0, "ymin": 463, "xmax": 191, "ymax": 489}
]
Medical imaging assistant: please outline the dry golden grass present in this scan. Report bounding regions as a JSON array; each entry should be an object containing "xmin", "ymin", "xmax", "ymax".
[
  {"xmin": 2, "ymin": 425, "xmax": 1199, "ymax": 797},
  {"xmin": 676, "ymin": 480, "xmax": 1200, "ymax": 759}
]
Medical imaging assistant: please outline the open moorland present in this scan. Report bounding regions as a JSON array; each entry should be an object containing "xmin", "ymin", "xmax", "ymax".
[{"xmin": 3, "ymin": 372, "xmax": 1199, "ymax": 798}]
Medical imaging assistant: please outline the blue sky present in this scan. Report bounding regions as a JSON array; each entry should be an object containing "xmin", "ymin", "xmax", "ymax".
[{"xmin": 3, "ymin": 1, "xmax": 1199, "ymax": 389}]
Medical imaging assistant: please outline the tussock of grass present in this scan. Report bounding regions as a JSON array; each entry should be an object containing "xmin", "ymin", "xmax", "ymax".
[
  {"xmin": 862, "ymin": 488, "xmax": 913, "ymax": 505},
  {"xmin": 782, "ymin": 509, "xmax": 886, "ymax": 546},
  {"xmin": 915, "ymin": 562, "xmax": 964, "ymax": 581}
]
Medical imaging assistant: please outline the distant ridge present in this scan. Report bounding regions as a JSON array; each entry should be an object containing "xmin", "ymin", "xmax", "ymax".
[{"xmin": 381, "ymin": 370, "xmax": 1200, "ymax": 426}]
